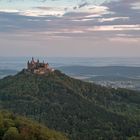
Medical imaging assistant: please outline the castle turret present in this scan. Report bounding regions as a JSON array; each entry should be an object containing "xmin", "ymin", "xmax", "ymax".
[
  {"xmin": 31, "ymin": 57, "xmax": 35, "ymax": 64},
  {"xmin": 27, "ymin": 61, "xmax": 30, "ymax": 69},
  {"xmin": 37, "ymin": 59, "xmax": 39, "ymax": 63}
]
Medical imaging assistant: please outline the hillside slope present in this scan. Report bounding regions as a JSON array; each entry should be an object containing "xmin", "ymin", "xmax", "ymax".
[
  {"xmin": 0, "ymin": 110, "xmax": 68, "ymax": 140},
  {"xmin": 0, "ymin": 70, "xmax": 140, "ymax": 140}
]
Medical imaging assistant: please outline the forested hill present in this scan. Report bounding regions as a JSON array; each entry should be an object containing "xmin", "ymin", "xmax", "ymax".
[{"xmin": 0, "ymin": 70, "xmax": 140, "ymax": 140}]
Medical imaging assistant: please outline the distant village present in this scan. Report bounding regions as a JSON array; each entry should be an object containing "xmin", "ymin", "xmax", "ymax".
[{"xmin": 26, "ymin": 58, "xmax": 54, "ymax": 75}]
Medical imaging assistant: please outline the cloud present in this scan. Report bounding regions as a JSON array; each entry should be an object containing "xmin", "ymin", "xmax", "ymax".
[
  {"xmin": 71, "ymin": 5, "xmax": 109, "ymax": 15},
  {"xmin": 20, "ymin": 9, "xmax": 65, "ymax": 17},
  {"xmin": 0, "ymin": 0, "xmax": 140, "ymax": 41},
  {"xmin": 0, "ymin": 2, "xmax": 110, "ymax": 17},
  {"xmin": 0, "ymin": 0, "xmax": 48, "ymax": 2},
  {"xmin": 78, "ymin": 2, "xmax": 89, "ymax": 8},
  {"xmin": 87, "ymin": 25, "xmax": 140, "ymax": 31},
  {"xmin": 0, "ymin": 0, "xmax": 140, "ymax": 57},
  {"xmin": 103, "ymin": 0, "xmax": 140, "ymax": 17},
  {"xmin": 109, "ymin": 37, "xmax": 140, "ymax": 43},
  {"xmin": 72, "ymin": 18, "xmax": 94, "ymax": 22},
  {"xmin": 131, "ymin": 2, "xmax": 140, "ymax": 10},
  {"xmin": 98, "ymin": 17, "xmax": 129, "ymax": 22}
]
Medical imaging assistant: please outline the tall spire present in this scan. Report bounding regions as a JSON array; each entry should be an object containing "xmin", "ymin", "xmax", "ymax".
[
  {"xmin": 37, "ymin": 59, "xmax": 39, "ymax": 63},
  {"xmin": 31, "ymin": 57, "xmax": 35, "ymax": 64},
  {"xmin": 27, "ymin": 60, "xmax": 30, "ymax": 69}
]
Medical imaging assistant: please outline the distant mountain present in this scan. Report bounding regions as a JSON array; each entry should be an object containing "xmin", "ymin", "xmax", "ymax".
[
  {"xmin": 59, "ymin": 66, "xmax": 140, "ymax": 77},
  {"xmin": 0, "ymin": 69, "xmax": 18, "ymax": 79},
  {"xmin": 0, "ymin": 110, "xmax": 68, "ymax": 140},
  {"xmin": 0, "ymin": 70, "xmax": 140, "ymax": 140}
]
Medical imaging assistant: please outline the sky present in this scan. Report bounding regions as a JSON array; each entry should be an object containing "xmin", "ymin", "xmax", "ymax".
[{"xmin": 0, "ymin": 0, "xmax": 140, "ymax": 57}]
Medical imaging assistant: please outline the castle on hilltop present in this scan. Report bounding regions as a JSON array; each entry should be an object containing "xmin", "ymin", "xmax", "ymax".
[{"xmin": 27, "ymin": 58, "xmax": 54, "ymax": 75}]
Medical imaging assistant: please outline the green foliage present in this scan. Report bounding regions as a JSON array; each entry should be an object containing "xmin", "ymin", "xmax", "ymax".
[
  {"xmin": 0, "ymin": 70, "xmax": 140, "ymax": 140},
  {"xmin": 3, "ymin": 127, "xmax": 20, "ymax": 140},
  {"xmin": 0, "ymin": 111, "xmax": 68, "ymax": 140}
]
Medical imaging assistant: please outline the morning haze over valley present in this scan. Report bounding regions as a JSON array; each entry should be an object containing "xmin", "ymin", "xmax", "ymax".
[{"xmin": 0, "ymin": 0, "xmax": 140, "ymax": 140}]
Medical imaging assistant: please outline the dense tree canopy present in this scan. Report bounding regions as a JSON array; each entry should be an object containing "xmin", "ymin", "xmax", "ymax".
[
  {"xmin": 0, "ymin": 111, "xmax": 68, "ymax": 140},
  {"xmin": 0, "ymin": 70, "xmax": 140, "ymax": 140}
]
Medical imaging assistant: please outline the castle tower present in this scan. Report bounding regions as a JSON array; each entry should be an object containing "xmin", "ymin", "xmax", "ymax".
[
  {"xmin": 31, "ymin": 57, "xmax": 35, "ymax": 64},
  {"xmin": 27, "ymin": 60, "xmax": 30, "ymax": 69},
  {"xmin": 37, "ymin": 59, "xmax": 39, "ymax": 63}
]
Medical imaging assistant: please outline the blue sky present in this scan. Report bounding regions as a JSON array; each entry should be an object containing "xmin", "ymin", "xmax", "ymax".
[
  {"xmin": 0, "ymin": 0, "xmax": 107, "ymax": 8},
  {"xmin": 0, "ymin": 0, "xmax": 140, "ymax": 57}
]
